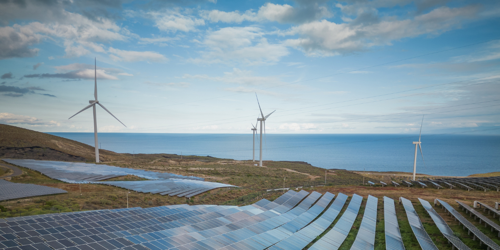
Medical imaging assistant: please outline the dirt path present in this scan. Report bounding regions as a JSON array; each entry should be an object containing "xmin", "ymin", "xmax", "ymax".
[
  {"xmin": 282, "ymin": 168, "xmax": 320, "ymax": 180},
  {"xmin": 0, "ymin": 160, "xmax": 23, "ymax": 178}
]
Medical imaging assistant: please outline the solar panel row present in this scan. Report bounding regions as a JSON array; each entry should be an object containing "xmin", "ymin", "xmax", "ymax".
[
  {"xmin": 400, "ymin": 197, "xmax": 438, "ymax": 250},
  {"xmin": 3, "ymin": 159, "xmax": 234, "ymax": 198},
  {"xmin": 309, "ymin": 194, "xmax": 363, "ymax": 250},
  {"xmin": 0, "ymin": 180, "xmax": 67, "ymax": 202},
  {"xmin": 3, "ymin": 159, "xmax": 202, "ymax": 182},
  {"xmin": 383, "ymin": 196, "xmax": 405, "ymax": 250},
  {"xmin": 456, "ymin": 201, "xmax": 500, "ymax": 238},
  {"xmin": 350, "ymin": 195, "xmax": 377, "ymax": 250},
  {"xmin": 98, "ymin": 179, "xmax": 235, "ymax": 198},
  {"xmin": 418, "ymin": 198, "xmax": 471, "ymax": 250},
  {"xmin": 437, "ymin": 199, "xmax": 500, "ymax": 250},
  {"xmin": 475, "ymin": 201, "xmax": 500, "ymax": 219},
  {"xmin": 269, "ymin": 193, "xmax": 348, "ymax": 250}
]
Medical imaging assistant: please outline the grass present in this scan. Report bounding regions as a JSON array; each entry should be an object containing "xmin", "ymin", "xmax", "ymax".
[
  {"xmin": 375, "ymin": 198, "xmax": 385, "ymax": 250},
  {"xmin": 468, "ymin": 172, "xmax": 500, "ymax": 177},
  {"xmin": 0, "ymin": 167, "xmax": 6, "ymax": 176}
]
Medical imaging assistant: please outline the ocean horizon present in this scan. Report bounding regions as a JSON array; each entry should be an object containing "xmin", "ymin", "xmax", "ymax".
[{"xmin": 50, "ymin": 133, "xmax": 500, "ymax": 177}]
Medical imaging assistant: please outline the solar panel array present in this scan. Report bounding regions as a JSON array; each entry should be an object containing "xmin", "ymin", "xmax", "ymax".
[
  {"xmin": 351, "ymin": 195, "xmax": 377, "ymax": 250},
  {"xmin": 269, "ymin": 193, "xmax": 348, "ymax": 250},
  {"xmin": 436, "ymin": 176, "xmax": 500, "ymax": 192},
  {"xmin": 309, "ymin": 194, "xmax": 363, "ymax": 250},
  {"xmin": 3, "ymin": 159, "xmax": 235, "ymax": 198},
  {"xmin": 383, "ymin": 196, "xmax": 405, "ymax": 250},
  {"xmin": 3, "ymin": 191, "xmax": 500, "ymax": 249},
  {"xmin": 418, "ymin": 198, "xmax": 471, "ymax": 250},
  {"xmin": 437, "ymin": 199, "xmax": 500, "ymax": 250},
  {"xmin": 3, "ymin": 159, "xmax": 202, "ymax": 183},
  {"xmin": 400, "ymin": 197, "xmax": 438, "ymax": 250},
  {"xmin": 0, "ymin": 180, "xmax": 67, "ymax": 202}
]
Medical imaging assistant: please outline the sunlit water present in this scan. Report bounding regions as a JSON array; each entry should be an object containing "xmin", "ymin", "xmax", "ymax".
[{"xmin": 50, "ymin": 133, "xmax": 500, "ymax": 176}]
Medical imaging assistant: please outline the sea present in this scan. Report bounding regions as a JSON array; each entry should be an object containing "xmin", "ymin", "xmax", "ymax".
[{"xmin": 50, "ymin": 133, "xmax": 500, "ymax": 177}]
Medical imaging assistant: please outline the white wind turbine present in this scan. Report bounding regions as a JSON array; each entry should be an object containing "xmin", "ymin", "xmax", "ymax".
[
  {"xmin": 256, "ymin": 94, "xmax": 275, "ymax": 167},
  {"xmin": 69, "ymin": 58, "xmax": 126, "ymax": 163},
  {"xmin": 412, "ymin": 116, "xmax": 425, "ymax": 181},
  {"xmin": 251, "ymin": 123, "xmax": 257, "ymax": 162}
]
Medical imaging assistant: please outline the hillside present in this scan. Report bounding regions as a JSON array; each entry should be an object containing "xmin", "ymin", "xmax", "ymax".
[{"xmin": 0, "ymin": 124, "xmax": 121, "ymax": 162}]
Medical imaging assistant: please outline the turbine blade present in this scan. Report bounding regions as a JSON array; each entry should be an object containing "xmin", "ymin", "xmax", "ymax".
[
  {"xmin": 97, "ymin": 102, "xmax": 127, "ymax": 127},
  {"xmin": 265, "ymin": 110, "xmax": 276, "ymax": 119},
  {"xmin": 251, "ymin": 123, "xmax": 256, "ymax": 129},
  {"xmin": 255, "ymin": 93, "xmax": 265, "ymax": 119},
  {"xmin": 69, "ymin": 103, "xmax": 95, "ymax": 119},
  {"xmin": 419, "ymin": 115, "xmax": 424, "ymax": 142},
  {"xmin": 419, "ymin": 143, "xmax": 425, "ymax": 165},
  {"xmin": 94, "ymin": 58, "xmax": 98, "ymax": 100}
]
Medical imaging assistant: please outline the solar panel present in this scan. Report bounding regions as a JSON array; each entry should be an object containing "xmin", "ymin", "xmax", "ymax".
[
  {"xmin": 383, "ymin": 196, "xmax": 405, "ymax": 250},
  {"xmin": 0, "ymin": 180, "xmax": 67, "ymax": 202},
  {"xmin": 418, "ymin": 198, "xmax": 471, "ymax": 250},
  {"xmin": 400, "ymin": 197, "xmax": 438, "ymax": 250},
  {"xmin": 309, "ymin": 194, "xmax": 363, "ymax": 250},
  {"xmin": 351, "ymin": 195, "xmax": 377, "ymax": 250}
]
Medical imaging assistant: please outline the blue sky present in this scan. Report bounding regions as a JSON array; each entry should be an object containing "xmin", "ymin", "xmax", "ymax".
[{"xmin": 0, "ymin": 0, "xmax": 499, "ymax": 134}]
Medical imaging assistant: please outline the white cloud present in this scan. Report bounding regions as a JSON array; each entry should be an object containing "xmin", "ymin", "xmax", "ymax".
[
  {"xmin": 190, "ymin": 27, "xmax": 289, "ymax": 65},
  {"xmin": 148, "ymin": 10, "xmax": 205, "ymax": 33},
  {"xmin": 109, "ymin": 47, "xmax": 166, "ymax": 62},
  {"xmin": 285, "ymin": 5, "xmax": 479, "ymax": 55},
  {"xmin": 202, "ymin": 1, "xmax": 332, "ymax": 24},
  {"xmin": 279, "ymin": 123, "xmax": 318, "ymax": 132},
  {"xmin": 0, "ymin": 113, "xmax": 60, "ymax": 127},
  {"xmin": 118, "ymin": 73, "xmax": 134, "ymax": 76}
]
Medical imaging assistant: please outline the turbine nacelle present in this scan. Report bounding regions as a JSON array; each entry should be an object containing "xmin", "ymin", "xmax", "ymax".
[{"xmin": 89, "ymin": 100, "xmax": 98, "ymax": 104}]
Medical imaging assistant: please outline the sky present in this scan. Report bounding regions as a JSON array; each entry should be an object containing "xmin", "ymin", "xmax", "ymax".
[{"xmin": 0, "ymin": 0, "xmax": 499, "ymax": 135}]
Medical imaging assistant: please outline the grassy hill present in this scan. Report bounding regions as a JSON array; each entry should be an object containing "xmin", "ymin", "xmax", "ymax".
[{"xmin": 0, "ymin": 124, "xmax": 121, "ymax": 162}]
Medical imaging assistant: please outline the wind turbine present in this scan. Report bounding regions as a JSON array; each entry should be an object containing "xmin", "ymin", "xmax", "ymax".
[
  {"xmin": 69, "ymin": 58, "xmax": 126, "ymax": 163},
  {"xmin": 412, "ymin": 116, "xmax": 425, "ymax": 181},
  {"xmin": 255, "ymin": 94, "xmax": 275, "ymax": 167},
  {"xmin": 251, "ymin": 123, "xmax": 257, "ymax": 162}
]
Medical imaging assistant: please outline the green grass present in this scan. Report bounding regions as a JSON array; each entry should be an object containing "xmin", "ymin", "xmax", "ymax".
[{"xmin": 375, "ymin": 198, "xmax": 385, "ymax": 250}]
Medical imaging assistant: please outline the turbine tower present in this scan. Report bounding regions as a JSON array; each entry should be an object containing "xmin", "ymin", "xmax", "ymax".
[
  {"xmin": 69, "ymin": 58, "xmax": 126, "ymax": 163},
  {"xmin": 255, "ymin": 94, "xmax": 275, "ymax": 167},
  {"xmin": 251, "ymin": 123, "xmax": 257, "ymax": 162},
  {"xmin": 412, "ymin": 116, "xmax": 425, "ymax": 181}
]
